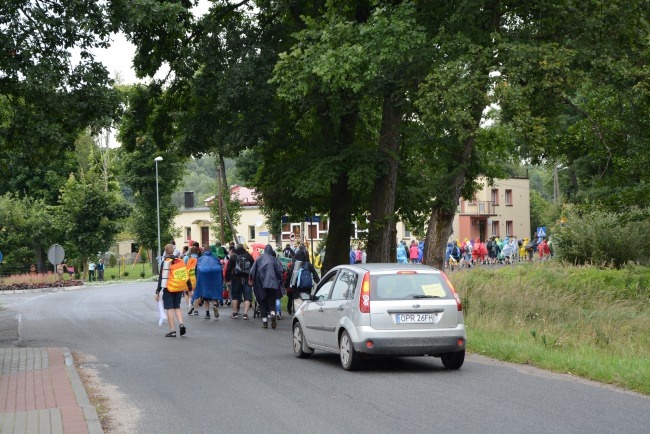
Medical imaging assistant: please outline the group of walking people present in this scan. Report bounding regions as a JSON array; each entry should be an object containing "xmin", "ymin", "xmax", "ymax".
[
  {"xmin": 444, "ymin": 235, "xmax": 553, "ymax": 269},
  {"xmin": 393, "ymin": 235, "xmax": 554, "ymax": 271},
  {"xmin": 155, "ymin": 241, "xmax": 320, "ymax": 337}
]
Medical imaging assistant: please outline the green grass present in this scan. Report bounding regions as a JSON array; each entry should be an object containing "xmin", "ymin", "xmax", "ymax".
[
  {"xmin": 449, "ymin": 262, "xmax": 650, "ymax": 395},
  {"xmin": 90, "ymin": 264, "xmax": 157, "ymax": 282}
]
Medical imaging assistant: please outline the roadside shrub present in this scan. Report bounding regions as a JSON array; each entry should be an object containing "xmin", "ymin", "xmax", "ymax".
[
  {"xmin": 140, "ymin": 271, "xmax": 145, "ymax": 278},
  {"xmin": 554, "ymin": 206, "xmax": 650, "ymax": 268},
  {"xmin": 123, "ymin": 271, "xmax": 129, "ymax": 277},
  {"xmin": 109, "ymin": 254, "xmax": 117, "ymax": 268},
  {"xmin": 111, "ymin": 274, "xmax": 116, "ymax": 280}
]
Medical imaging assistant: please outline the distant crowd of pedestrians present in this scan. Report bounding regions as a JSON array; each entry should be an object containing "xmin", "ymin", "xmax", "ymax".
[{"xmin": 155, "ymin": 240, "xmax": 319, "ymax": 337}]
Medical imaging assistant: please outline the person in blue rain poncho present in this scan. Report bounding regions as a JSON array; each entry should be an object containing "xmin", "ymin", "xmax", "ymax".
[
  {"xmin": 194, "ymin": 248, "xmax": 223, "ymax": 320},
  {"xmin": 397, "ymin": 242, "xmax": 409, "ymax": 263}
]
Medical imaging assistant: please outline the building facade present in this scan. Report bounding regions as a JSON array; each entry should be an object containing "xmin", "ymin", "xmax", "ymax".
[{"xmin": 173, "ymin": 177, "xmax": 530, "ymax": 249}]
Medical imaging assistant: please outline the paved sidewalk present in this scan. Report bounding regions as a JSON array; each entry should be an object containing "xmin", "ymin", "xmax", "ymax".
[{"xmin": 0, "ymin": 347, "xmax": 102, "ymax": 434}]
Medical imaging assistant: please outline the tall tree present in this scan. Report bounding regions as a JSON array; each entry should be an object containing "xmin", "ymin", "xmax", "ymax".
[
  {"xmin": 116, "ymin": 85, "xmax": 188, "ymax": 267},
  {"xmin": 0, "ymin": 0, "xmax": 121, "ymax": 204},
  {"xmin": 55, "ymin": 172, "xmax": 130, "ymax": 277}
]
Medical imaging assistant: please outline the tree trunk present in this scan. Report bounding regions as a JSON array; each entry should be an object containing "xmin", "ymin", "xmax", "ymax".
[
  {"xmin": 218, "ymin": 153, "xmax": 238, "ymax": 242},
  {"xmin": 323, "ymin": 171, "xmax": 354, "ymax": 275},
  {"xmin": 422, "ymin": 133, "xmax": 476, "ymax": 268},
  {"xmin": 322, "ymin": 109, "xmax": 358, "ymax": 274},
  {"xmin": 367, "ymin": 93, "xmax": 403, "ymax": 263},
  {"xmin": 423, "ymin": 207, "xmax": 456, "ymax": 270}
]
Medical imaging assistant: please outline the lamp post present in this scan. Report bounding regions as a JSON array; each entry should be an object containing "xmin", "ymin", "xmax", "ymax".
[{"xmin": 154, "ymin": 156, "xmax": 163, "ymax": 266}]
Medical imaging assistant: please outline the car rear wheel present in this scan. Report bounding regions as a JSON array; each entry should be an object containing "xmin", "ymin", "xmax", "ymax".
[
  {"xmin": 292, "ymin": 322, "xmax": 312, "ymax": 358},
  {"xmin": 441, "ymin": 349, "xmax": 465, "ymax": 369},
  {"xmin": 339, "ymin": 330, "xmax": 361, "ymax": 371}
]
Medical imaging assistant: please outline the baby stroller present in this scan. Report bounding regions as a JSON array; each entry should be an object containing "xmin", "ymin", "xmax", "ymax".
[{"xmin": 252, "ymin": 294, "xmax": 261, "ymax": 318}]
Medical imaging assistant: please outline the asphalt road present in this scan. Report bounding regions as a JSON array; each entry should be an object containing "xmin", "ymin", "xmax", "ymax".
[{"xmin": 0, "ymin": 282, "xmax": 648, "ymax": 434}]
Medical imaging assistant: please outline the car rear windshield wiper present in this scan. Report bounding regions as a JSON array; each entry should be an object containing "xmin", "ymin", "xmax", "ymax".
[{"xmin": 412, "ymin": 294, "xmax": 442, "ymax": 298}]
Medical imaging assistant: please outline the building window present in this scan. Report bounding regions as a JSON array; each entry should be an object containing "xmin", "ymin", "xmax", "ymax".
[
  {"xmin": 248, "ymin": 225, "xmax": 255, "ymax": 241},
  {"xmin": 185, "ymin": 227, "xmax": 191, "ymax": 241},
  {"xmin": 505, "ymin": 189, "xmax": 513, "ymax": 206},
  {"xmin": 491, "ymin": 221, "xmax": 499, "ymax": 236},
  {"xmin": 491, "ymin": 189, "xmax": 499, "ymax": 205},
  {"xmin": 404, "ymin": 226, "xmax": 411, "ymax": 238},
  {"xmin": 506, "ymin": 220, "xmax": 513, "ymax": 236}
]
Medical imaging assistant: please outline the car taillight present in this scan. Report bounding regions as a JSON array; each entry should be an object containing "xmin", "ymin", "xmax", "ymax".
[
  {"xmin": 441, "ymin": 271, "xmax": 463, "ymax": 311},
  {"xmin": 359, "ymin": 272, "xmax": 370, "ymax": 313}
]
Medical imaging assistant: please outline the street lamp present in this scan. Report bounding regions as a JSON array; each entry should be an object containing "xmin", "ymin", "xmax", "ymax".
[{"xmin": 154, "ymin": 156, "xmax": 163, "ymax": 266}]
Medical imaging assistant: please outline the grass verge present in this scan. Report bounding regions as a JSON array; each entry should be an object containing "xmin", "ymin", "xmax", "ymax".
[
  {"xmin": 72, "ymin": 352, "xmax": 113, "ymax": 432},
  {"xmin": 448, "ymin": 262, "xmax": 649, "ymax": 395}
]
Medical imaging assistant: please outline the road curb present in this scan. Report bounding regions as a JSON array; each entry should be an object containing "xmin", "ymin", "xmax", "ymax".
[
  {"xmin": 0, "ymin": 285, "xmax": 86, "ymax": 294},
  {"xmin": 62, "ymin": 347, "xmax": 104, "ymax": 434}
]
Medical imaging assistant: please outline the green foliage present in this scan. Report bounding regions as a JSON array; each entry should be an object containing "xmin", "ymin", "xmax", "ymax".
[
  {"xmin": 450, "ymin": 263, "xmax": 650, "ymax": 394},
  {"xmin": 0, "ymin": 193, "xmax": 57, "ymax": 268},
  {"xmin": 529, "ymin": 190, "xmax": 562, "ymax": 238},
  {"xmin": 210, "ymin": 189, "xmax": 242, "ymax": 244},
  {"xmin": 116, "ymin": 85, "xmax": 188, "ymax": 253},
  {"xmin": 109, "ymin": 254, "xmax": 117, "ymax": 268},
  {"xmin": 0, "ymin": 1, "xmax": 121, "ymax": 203},
  {"xmin": 55, "ymin": 172, "xmax": 130, "ymax": 267},
  {"xmin": 553, "ymin": 206, "xmax": 650, "ymax": 268}
]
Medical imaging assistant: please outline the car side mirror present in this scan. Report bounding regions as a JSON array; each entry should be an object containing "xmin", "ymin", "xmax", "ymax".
[{"xmin": 300, "ymin": 292, "xmax": 311, "ymax": 301}]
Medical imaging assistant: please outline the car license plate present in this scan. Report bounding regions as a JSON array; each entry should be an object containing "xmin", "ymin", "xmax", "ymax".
[{"xmin": 394, "ymin": 313, "xmax": 435, "ymax": 324}]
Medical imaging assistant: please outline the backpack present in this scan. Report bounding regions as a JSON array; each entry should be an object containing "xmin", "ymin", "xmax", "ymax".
[
  {"xmin": 295, "ymin": 262, "xmax": 313, "ymax": 289},
  {"xmin": 452, "ymin": 246, "xmax": 460, "ymax": 258},
  {"xmin": 186, "ymin": 256, "xmax": 197, "ymax": 288},
  {"xmin": 167, "ymin": 258, "xmax": 189, "ymax": 292},
  {"xmin": 234, "ymin": 254, "xmax": 251, "ymax": 276}
]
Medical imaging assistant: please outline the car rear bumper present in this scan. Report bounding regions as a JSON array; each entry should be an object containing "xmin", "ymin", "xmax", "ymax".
[
  {"xmin": 353, "ymin": 335, "xmax": 465, "ymax": 355},
  {"xmin": 350, "ymin": 326, "xmax": 466, "ymax": 356}
]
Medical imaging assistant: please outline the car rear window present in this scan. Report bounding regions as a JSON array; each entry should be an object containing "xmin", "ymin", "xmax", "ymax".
[{"xmin": 370, "ymin": 272, "xmax": 453, "ymax": 300}]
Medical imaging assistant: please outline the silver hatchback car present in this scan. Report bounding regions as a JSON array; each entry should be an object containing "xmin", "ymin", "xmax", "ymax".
[{"xmin": 292, "ymin": 263, "xmax": 466, "ymax": 370}]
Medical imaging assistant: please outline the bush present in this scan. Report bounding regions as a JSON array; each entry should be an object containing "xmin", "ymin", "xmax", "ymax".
[
  {"xmin": 109, "ymin": 254, "xmax": 117, "ymax": 268},
  {"xmin": 554, "ymin": 206, "xmax": 650, "ymax": 268},
  {"xmin": 123, "ymin": 271, "xmax": 129, "ymax": 277},
  {"xmin": 111, "ymin": 274, "xmax": 116, "ymax": 280},
  {"xmin": 140, "ymin": 271, "xmax": 145, "ymax": 278}
]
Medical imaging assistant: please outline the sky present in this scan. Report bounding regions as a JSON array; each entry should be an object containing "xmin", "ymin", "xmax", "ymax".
[
  {"xmin": 87, "ymin": 1, "xmax": 212, "ymax": 147},
  {"xmin": 92, "ymin": 0, "xmax": 211, "ymax": 85}
]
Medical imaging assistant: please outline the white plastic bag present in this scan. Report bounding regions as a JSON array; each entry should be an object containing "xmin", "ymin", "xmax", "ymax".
[{"xmin": 158, "ymin": 298, "xmax": 166, "ymax": 327}]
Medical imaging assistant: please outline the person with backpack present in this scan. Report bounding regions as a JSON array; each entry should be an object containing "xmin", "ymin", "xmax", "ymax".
[
  {"xmin": 155, "ymin": 244, "xmax": 192, "ymax": 337},
  {"xmin": 282, "ymin": 244, "xmax": 295, "ymax": 259},
  {"xmin": 226, "ymin": 244, "xmax": 254, "ymax": 320},
  {"xmin": 286, "ymin": 247, "xmax": 321, "ymax": 310},
  {"xmin": 450, "ymin": 241, "xmax": 462, "ymax": 270},
  {"xmin": 249, "ymin": 244, "xmax": 284, "ymax": 329}
]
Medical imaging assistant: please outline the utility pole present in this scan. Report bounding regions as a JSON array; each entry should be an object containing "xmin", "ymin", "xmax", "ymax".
[{"xmin": 553, "ymin": 166, "xmax": 560, "ymax": 204}]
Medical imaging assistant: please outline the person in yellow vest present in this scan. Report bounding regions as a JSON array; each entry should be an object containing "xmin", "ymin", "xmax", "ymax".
[
  {"xmin": 185, "ymin": 246, "xmax": 199, "ymax": 315},
  {"xmin": 156, "ymin": 244, "xmax": 192, "ymax": 337}
]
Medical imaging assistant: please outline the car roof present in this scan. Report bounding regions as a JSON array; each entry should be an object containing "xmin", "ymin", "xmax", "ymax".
[{"xmin": 334, "ymin": 263, "xmax": 442, "ymax": 273}]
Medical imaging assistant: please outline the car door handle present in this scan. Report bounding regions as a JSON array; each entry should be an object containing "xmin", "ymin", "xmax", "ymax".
[
  {"xmin": 337, "ymin": 306, "xmax": 345, "ymax": 311},
  {"xmin": 318, "ymin": 308, "xmax": 324, "ymax": 312}
]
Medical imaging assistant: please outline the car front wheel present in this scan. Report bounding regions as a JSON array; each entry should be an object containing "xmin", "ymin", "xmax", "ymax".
[
  {"xmin": 292, "ymin": 322, "xmax": 312, "ymax": 358},
  {"xmin": 441, "ymin": 349, "xmax": 465, "ymax": 369},
  {"xmin": 339, "ymin": 330, "xmax": 361, "ymax": 371}
]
